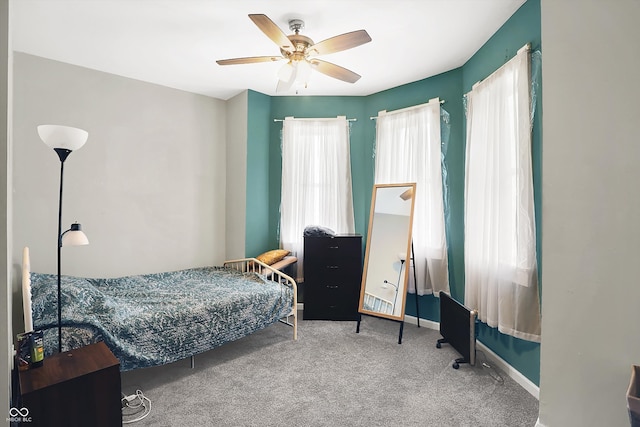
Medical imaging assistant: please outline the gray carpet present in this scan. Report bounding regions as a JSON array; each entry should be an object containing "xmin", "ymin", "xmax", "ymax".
[{"xmin": 120, "ymin": 313, "xmax": 539, "ymax": 426}]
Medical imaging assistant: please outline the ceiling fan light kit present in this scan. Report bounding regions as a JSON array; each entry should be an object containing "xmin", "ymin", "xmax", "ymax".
[{"xmin": 216, "ymin": 14, "xmax": 371, "ymax": 93}]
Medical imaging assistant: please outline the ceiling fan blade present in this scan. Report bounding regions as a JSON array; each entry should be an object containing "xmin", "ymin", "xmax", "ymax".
[
  {"xmin": 308, "ymin": 30, "xmax": 371, "ymax": 56},
  {"xmin": 216, "ymin": 56, "xmax": 282, "ymax": 66},
  {"xmin": 249, "ymin": 14, "xmax": 294, "ymax": 52},
  {"xmin": 311, "ymin": 59, "xmax": 362, "ymax": 83}
]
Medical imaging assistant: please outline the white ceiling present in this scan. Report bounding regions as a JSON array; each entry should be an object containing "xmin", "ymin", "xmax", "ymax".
[{"xmin": 11, "ymin": 0, "xmax": 526, "ymax": 100}]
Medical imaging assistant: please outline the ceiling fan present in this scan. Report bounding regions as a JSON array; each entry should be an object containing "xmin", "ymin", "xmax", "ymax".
[{"xmin": 216, "ymin": 14, "xmax": 372, "ymax": 92}]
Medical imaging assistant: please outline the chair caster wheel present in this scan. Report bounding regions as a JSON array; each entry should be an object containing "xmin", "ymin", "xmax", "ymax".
[
  {"xmin": 436, "ymin": 342, "xmax": 441, "ymax": 349},
  {"xmin": 452, "ymin": 362, "xmax": 459, "ymax": 369}
]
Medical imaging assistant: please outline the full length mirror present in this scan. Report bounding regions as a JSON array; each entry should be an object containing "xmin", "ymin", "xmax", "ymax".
[{"xmin": 359, "ymin": 183, "xmax": 416, "ymax": 321}]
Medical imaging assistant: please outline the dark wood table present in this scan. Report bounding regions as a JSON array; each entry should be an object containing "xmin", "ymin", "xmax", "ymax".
[{"xmin": 19, "ymin": 341, "xmax": 122, "ymax": 426}]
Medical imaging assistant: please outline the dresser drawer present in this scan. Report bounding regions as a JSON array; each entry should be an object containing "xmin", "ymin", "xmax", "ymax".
[
  {"xmin": 303, "ymin": 284, "xmax": 359, "ymax": 320},
  {"xmin": 305, "ymin": 278, "xmax": 359, "ymax": 299},
  {"xmin": 305, "ymin": 267, "xmax": 361, "ymax": 288},
  {"xmin": 304, "ymin": 236, "xmax": 361, "ymax": 262},
  {"xmin": 304, "ymin": 301, "xmax": 359, "ymax": 320}
]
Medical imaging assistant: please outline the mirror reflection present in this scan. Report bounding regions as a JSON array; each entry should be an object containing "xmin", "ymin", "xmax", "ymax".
[{"xmin": 359, "ymin": 183, "xmax": 416, "ymax": 321}]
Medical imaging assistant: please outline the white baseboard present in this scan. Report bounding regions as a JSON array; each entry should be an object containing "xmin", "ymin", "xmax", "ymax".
[
  {"xmin": 404, "ymin": 314, "xmax": 439, "ymax": 330},
  {"xmin": 476, "ymin": 340, "xmax": 540, "ymax": 399},
  {"xmin": 404, "ymin": 314, "xmax": 540, "ymax": 399}
]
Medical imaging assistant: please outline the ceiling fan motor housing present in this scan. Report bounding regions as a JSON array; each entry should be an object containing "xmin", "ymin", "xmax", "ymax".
[
  {"xmin": 282, "ymin": 33, "xmax": 314, "ymax": 61},
  {"xmin": 288, "ymin": 19, "xmax": 305, "ymax": 33}
]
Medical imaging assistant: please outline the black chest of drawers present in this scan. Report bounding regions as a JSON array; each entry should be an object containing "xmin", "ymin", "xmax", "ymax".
[{"xmin": 303, "ymin": 235, "xmax": 362, "ymax": 320}]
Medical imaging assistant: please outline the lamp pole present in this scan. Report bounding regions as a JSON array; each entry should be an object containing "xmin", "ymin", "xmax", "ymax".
[
  {"xmin": 54, "ymin": 148, "xmax": 71, "ymax": 353},
  {"xmin": 393, "ymin": 260, "xmax": 404, "ymax": 313}
]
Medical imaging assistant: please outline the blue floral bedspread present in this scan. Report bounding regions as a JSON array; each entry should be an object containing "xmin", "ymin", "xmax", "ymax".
[{"xmin": 29, "ymin": 266, "xmax": 294, "ymax": 371}]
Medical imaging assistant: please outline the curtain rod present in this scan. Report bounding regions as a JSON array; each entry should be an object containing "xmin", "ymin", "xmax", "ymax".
[
  {"xmin": 369, "ymin": 98, "xmax": 445, "ymax": 120},
  {"xmin": 273, "ymin": 117, "xmax": 357, "ymax": 122},
  {"xmin": 471, "ymin": 43, "xmax": 531, "ymax": 91}
]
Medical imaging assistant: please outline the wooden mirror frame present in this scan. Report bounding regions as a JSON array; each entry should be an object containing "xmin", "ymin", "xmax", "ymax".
[{"xmin": 358, "ymin": 183, "xmax": 416, "ymax": 322}]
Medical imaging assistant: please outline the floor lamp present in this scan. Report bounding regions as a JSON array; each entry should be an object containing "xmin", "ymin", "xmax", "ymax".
[{"xmin": 37, "ymin": 125, "xmax": 90, "ymax": 353}]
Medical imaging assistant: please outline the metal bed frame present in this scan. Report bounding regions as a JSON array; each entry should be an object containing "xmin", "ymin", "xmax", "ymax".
[{"xmin": 223, "ymin": 257, "xmax": 298, "ymax": 341}]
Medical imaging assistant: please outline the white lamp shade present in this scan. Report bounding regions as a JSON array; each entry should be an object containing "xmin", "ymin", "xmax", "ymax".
[
  {"xmin": 37, "ymin": 125, "xmax": 88, "ymax": 151},
  {"xmin": 62, "ymin": 230, "xmax": 89, "ymax": 246},
  {"xmin": 296, "ymin": 60, "xmax": 312, "ymax": 84},
  {"xmin": 278, "ymin": 62, "xmax": 294, "ymax": 82},
  {"xmin": 61, "ymin": 223, "xmax": 89, "ymax": 246}
]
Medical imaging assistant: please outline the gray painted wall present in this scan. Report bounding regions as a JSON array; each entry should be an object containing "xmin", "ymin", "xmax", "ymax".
[
  {"xmin": 12, "ymin": 52, "xmax": 227, "ymax": 281},
  {"xmin": 539, "ymin": 1, "xmax": 640, "ymax": 425},
  {"xmin": 225, "ymin": 91, "xmax": 247, "ymax": 260}
]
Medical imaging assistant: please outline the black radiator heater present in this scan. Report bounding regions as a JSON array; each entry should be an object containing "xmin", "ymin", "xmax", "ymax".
[{"xmin": 436, "ymin": 291, "xmax": 478, "ymax": 369}]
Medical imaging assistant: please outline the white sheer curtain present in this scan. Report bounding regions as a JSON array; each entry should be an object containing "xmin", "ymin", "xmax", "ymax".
[
  {"xmin": 375, "ymin": 98, "xmax": 449, "ymax": 296},
  {"xmin": 464, "ymin": 45, "xmax": 541, "ymax": 342},
  {"xmin": 280, "ymin": 117, "xmax": 355, "ymax": 281}
]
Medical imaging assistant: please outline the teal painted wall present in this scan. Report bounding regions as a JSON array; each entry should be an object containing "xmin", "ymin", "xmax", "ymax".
[
  {"xmin": 246, "ymin": 0, "xmax": 541, "ymax": 386},
  {"xmin": 461, "ymin": 0, "xmax": 542, "ymax": 386},
  {"xmin": 245, "ymin": 90, "xmax": 272, "ymax": 257}
]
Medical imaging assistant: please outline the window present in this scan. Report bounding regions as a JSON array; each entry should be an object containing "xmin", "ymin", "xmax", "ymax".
[
  {"xmin": 464, "ymin": 45, "xmax": 541, "ymax": 342},
  {"xmin": 280, "ymin": 117, "xmax": 355, "ymax": 281},
  {"xmin": 374, "ymin": 98, "xmax": 449, "ymax": 296}
]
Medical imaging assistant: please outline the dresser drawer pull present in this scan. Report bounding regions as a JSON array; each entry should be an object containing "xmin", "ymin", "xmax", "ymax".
[
  {"xmin": 326, "ymin": 265, "xmax": 340, "ymax": 269},
  {"xmin": 329, "ymin": 245, "xmax": 340, "ymax": 249},
  {"xmin": 326, "ymin": 285, "xmax": 339, "ymax": 289}
]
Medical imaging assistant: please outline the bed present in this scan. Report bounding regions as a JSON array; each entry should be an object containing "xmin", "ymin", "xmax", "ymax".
[
  {"xmin": 363, "ymin": 292, "xmax": 394, "ymax": 315},
  {"xmin": 22, "ymin": 249, "xmax": 297, "ymax": 371}
]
